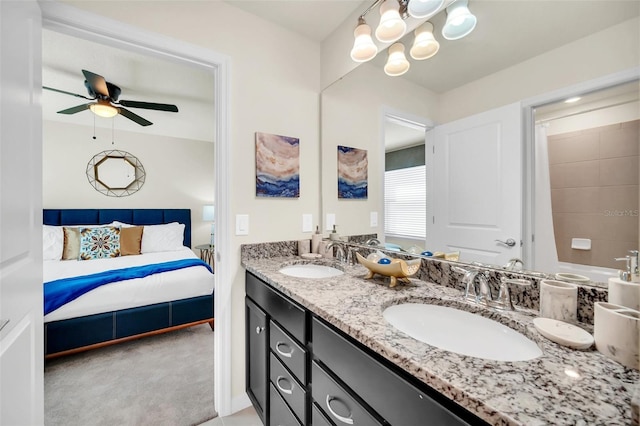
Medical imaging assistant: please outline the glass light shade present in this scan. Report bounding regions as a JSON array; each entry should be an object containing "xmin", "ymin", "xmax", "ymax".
[
  {"xmin": 410, "ymin": 22, "xmax": 440, "ymax": 60},
  {"xmin": 89, "ymin": 102, "xmax": 118, "ymax": 118},
  {"xmin": 384, "ymin": 43, "xmax": 410, "ymax": 77},
  {"xmin": 350, "ymin": 22, "xmax": 378, "ymax": 62},
  {"xmin": 442, "ymin": 0, "xmax": 477, "ymax": 40},
  {"xmin": 407, "ymin": 0, "xmax": 444, "ymax": 19},
  {"xmin": 202, "ymin": 205, "xmax": 215, "ymax": 222},
  {"xmin": 375, "ymin": 0, "xmax": 407, "ymax": 43}
]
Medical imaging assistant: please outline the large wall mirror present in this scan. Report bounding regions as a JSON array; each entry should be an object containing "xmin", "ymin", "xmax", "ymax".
[{"xmin": 320, "ymin": 1, "xmax": 640, "ymax": 285}]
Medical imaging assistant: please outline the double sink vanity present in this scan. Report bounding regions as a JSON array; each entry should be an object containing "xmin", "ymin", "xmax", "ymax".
[{"xmin": 242, "ymin": 241, "xmax": 639, "ymax": 425}]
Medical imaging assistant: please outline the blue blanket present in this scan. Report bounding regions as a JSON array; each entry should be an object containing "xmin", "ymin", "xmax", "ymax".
[{"xmin": 44, "ymin": 258, "xmax": 213, "ymax": 315}]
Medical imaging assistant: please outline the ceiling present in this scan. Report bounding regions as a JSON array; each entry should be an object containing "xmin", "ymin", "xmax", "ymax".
[{"xmin": 42, "ymin": 1, "xmax": 639, "ymax": 141}]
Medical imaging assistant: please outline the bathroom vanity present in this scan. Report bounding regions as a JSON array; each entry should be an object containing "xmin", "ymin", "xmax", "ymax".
[{"xmin": 244, "ymin": 256, "xmax": 639, "ymax": 425}]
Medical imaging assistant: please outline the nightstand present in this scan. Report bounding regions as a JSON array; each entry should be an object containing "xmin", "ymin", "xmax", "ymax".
[{"xmin": 195, "ymin": 244, "xmax": 215, "ymax": 272}]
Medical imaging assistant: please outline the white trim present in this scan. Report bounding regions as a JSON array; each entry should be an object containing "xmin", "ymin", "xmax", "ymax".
[
  {"xmin": 380, "ymin": 106, "xmax": 432, "ymax": 246},
  {"xmin": 39, "ymin": 1, "xmax": 233, "ymax": 416},
  {"xmin": 521, "ymin": 67, "xmax": 640, "ymax": 271}
]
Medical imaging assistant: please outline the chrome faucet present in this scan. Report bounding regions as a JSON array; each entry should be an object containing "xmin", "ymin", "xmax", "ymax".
[
  {"xmin": 495, "ymin": 277, "xmax": 531, "ymax": 311},
  {"xmin": 504, "ymin": 258, "xmax": 524, "ymax": 271},
  {"xmin": 365, "ymin": 238, "xmax": 381, "ymax": 247},
  {"xmin": 454, "ymin": 266, "xmax": 530, "ymax": 311},
  {"xmin": 325, "ymin": 241, "xmax": 346, "ymax": 263}
]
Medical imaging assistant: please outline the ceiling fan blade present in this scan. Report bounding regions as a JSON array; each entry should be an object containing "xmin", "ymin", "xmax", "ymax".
[
  {"xmin": 119, "ymin": 100, "xmax": 179, "ymax": 112},
  {"xmin": 43, "ymin": 86, "xmax": 93, "ymax": 100},
  {"xmin": 119, "ymin": 107, "xmax": 153, "ymax": 126},
  {"xmin": 82, "ymin": 69, "xmax": 110, "ymax": 98},
  {"xmin": 57, "ymin": 103, "xmax": 92, "ymax": 115}
]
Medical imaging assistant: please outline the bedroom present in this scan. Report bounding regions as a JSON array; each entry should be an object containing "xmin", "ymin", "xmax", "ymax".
[{"xmin": 40, "ymin": 28, "xmax": 218, "ymax": 424}]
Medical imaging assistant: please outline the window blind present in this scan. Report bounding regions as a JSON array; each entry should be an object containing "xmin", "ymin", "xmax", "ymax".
[{"xmin": 384, "ymin": 165, "xmax": 426, "ymax": 239}]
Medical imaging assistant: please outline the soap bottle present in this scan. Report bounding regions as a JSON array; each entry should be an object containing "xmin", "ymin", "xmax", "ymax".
[
  {"xmin": 311, "ymin": 226, "xmax": 322, "ymax": 254},
  {"xmin": 329, "ymin": 224, "xmax": 340, "ymax": 241},
  {"xmin": 615, "ymin": 250, "xmax": 639, "ymax": 282}
]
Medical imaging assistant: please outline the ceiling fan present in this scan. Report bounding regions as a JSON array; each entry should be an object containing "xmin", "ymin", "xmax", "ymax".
[{"xmin": 43, "ymin": 69, "xmax": 179, "ymax": 126}]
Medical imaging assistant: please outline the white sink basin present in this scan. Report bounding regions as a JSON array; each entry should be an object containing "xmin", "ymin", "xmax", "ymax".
[
  {"xmin": 279, "ymin": 264, "xmax": 344, "ymax": 279},
  {"xmin": 383, "ymin": 303, "xmax": 542, "ymax": 361}
]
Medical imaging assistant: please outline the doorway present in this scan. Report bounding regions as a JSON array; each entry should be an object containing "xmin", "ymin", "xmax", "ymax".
[{"xmin": 41, "ymin": 1, "xmax": 232, "ymax": 417}]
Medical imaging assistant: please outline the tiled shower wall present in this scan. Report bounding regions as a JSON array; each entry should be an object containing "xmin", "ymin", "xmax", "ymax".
[{"xmin": 548, "ymin": 119, "xmax": 639, "ymax": 269}]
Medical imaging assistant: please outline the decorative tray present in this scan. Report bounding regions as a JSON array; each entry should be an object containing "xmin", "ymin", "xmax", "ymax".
[{"xmin": 355, "ymin": 252, "xmax": 421, "ymax": 288}]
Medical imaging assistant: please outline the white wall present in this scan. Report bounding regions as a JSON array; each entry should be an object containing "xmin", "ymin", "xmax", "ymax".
[
  {"xmin": 438, "ymin": 17, "xmax": 640, "ymax": 123},
  {"xmin": 321, "ymin": 63, "xmax": 437, "ymax": 238},
  {"xmin": 42, "ymin": 120, "xmax": 215, "ymax": 247},
  {"xmin": 62, "ymin": 0, "xmax": 321, "ymax": 406}
]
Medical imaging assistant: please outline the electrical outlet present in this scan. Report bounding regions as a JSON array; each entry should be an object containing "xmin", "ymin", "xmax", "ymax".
[
  {"xmin": 326, "ymin": 213, "xmax": 336, "ymax": 231},
  {"xmin": 370, "ymin": 212, "xmax": 378, "ymax": 227},
  {"xmin": 302, "ymin": 214, "xmax": 313, "ymax": 233}
]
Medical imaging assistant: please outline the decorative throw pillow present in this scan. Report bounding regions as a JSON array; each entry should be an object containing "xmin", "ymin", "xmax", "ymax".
[
  {"xmin": 141, "ymin": 222, "xmax": 185, "ymax": 253},
  {"xmin": 62, "ymin": 227, "xmax": 81, "ymax": 260},
  {"xmin": 78, "ymin": 226, "xmax": 121, "ymax": 260},
  {"xmin": 120, "ymin": 226, "xmax": 143, "ymax": 256},
  {"xmin": 43, "ymin": 225, "xmax": 63, "ymax": 261}
]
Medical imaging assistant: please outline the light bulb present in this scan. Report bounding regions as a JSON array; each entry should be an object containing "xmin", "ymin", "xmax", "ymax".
[
  {"xmin": 410, "ymin": 22, "xmax": 440, "ymax": 60},
  {"xmin": 384, "ymin": 43, "xmax": 410, "ymax": 77},
  {"xmin": 351, "ymin": 20, "xmax": 378, "ymax": 62},
  {"xmin": 375, "ymin": 0, "xmax": 407, "ymax": 43},
  {"xmin": 442, "ymin": 0, "xmax": 477, "ymax": 41}
]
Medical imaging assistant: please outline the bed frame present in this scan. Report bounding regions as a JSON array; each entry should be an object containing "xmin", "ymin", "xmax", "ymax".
[{"xmin": 43, "ymin": 208, "xmax": 214, "ymax": 359}]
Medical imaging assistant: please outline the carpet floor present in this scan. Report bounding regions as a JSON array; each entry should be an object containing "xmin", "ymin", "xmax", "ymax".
[{"xmin": 45, "ymin": 324, "xmax": 216, "ymax": 426}]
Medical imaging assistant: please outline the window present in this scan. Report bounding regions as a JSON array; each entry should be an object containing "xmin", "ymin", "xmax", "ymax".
[{"xmin": 384, "ymin": 165, "xmax": 426, "ymax": 239}]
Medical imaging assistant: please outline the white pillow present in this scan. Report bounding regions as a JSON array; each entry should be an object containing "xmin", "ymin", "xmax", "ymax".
[
  {"xmin": 43, "ymin": 225, "xmax": 63, "ymax": 261},
  {"xmin": 111, "ymin": 221, "xmax": 135, "ymax": 228},
  {"xmin": 141, "ymin": 222, "xmax": 185, "ymax": 253}
]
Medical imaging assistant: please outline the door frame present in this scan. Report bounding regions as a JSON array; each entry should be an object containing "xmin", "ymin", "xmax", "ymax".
[
  {"xmin": 379, "ymin": 106, "xmax": 433, "ymax": 245},
  {"xmin": 520, "ymin": 66, "xmax": 640, "ymax": 271},
  {"xmin": 39, "ymin": 2, "xmax": 233, "ymax": 416}
]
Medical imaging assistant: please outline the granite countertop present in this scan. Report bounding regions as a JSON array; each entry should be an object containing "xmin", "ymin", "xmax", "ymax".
[{"xmin": 243, "ymin": 256, "xmax": 639, "ymax": 426}]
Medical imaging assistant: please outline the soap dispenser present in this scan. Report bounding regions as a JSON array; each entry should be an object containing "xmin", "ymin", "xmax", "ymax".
[
  {"xmin": 615, "ymin": 250, "xmax": 639, "ymax": 282},
  {"xmin": 311, "ymin": 226, "xmax": 322, "ymax": 254},
  {"xmin": 609, "ymin": 250, "xmax": 640, "ymax": 310},
  {"xmin": 329, "ymin": 224, "xmax": 340, "ymax": 241}
]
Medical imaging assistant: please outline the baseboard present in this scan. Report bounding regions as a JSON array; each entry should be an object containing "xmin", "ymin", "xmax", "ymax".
[{"xmin": 231, "ymin": 393, "xmax": 252, "ymax": 414}]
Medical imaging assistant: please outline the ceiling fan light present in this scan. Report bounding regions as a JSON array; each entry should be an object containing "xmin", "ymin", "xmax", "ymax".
[
  {"xmin": 351, "ymin": 20, "xmax": 378, "ymax": 62},
  {"xmin": 410, "ymin": 22, "xmax": 440, "ymax": 60},
  {"xmin": 375, "ymin": 0, "xmax": 407, "ymax": 43},
  {"xmin": 89, "ymin": 102, "xmax": 118, "ymax": 118},
  {"xmin": 442, "ymin": 0, "xmax": 477, "ymax": 41},
  {"xmin": 384, "ymin": 43, "xmax": 410, "ymax": 77},
  {"xmin": 407, "ymin": 0, "xmax": 445, "ymax": 19}
]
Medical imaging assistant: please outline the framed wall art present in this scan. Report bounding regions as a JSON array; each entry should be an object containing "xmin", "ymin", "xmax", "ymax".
[
  {"xmin": 338, "ymin": 145, "xmax": 368, "ymax": 199},
  {"xmin": 255, "ymin": 132, "xmax": 300, "ymax": 198}
]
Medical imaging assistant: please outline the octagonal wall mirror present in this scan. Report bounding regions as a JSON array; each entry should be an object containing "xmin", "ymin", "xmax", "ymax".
[{"xmin": 86, "ymin": 150, "xmax": 145, "ymax": 197}]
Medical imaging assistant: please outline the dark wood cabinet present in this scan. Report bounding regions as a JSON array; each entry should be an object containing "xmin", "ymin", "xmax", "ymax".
[{"xmin": 245, "ymin": 271, "xmax": 488, "ymax": 426}]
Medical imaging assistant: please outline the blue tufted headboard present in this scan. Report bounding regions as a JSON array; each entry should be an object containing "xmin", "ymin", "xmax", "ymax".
[{"xmin": 43, "ymin": 209, "xmax": 192, "ymax": 248}]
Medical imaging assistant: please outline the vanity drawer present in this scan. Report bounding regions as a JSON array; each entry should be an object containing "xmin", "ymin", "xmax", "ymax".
[
  {"xmin": 312, "ymin": 402, "xmax": 334, "ymax": 426},
  {"xmin": 270, "ymin": 383, "xmax": 302, "ymax": 426},
  {"xmin": 312, "ymin": 317, "xmax": 474, "ymax": 426},
  {"xmin": 311, "ymin": 361, "xmax": 384, "ymax": 426},
  {"xmin": 270, "ymin": 352, "xmax": 307, "ymax": 424},
  {"xmin": 246, "ymin": 272, "xmax": 307, "ymax": 343},
  {"xmin": 270, "ymin": 320, "xmax": 307, "ymax": 383}
]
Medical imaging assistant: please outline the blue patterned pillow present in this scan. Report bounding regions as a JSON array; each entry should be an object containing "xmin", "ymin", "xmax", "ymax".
[{"xmin": 78, "ymin": 226, "xmax": 121, "ymax": 260}]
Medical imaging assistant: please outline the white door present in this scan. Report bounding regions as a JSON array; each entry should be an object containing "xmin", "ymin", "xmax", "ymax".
[
  {"xmin": 428, "ymin": 103, "xmax": 522, "ymax": 267},
  {"xmin": 0, "ymin": 1, "xmax": 44, "ymax": 424}
]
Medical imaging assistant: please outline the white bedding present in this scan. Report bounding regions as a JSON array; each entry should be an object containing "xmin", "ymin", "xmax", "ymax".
[{"xmin": 44, "ymin": 247, "xmax": 214, "ymax": 323}]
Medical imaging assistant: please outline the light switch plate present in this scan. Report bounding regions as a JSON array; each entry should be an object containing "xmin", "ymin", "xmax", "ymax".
[
  {"xmin": 370, "ymin": 211, "xmax": 378, "ymax": 227},
  {"xmin": 235, "ymin": 214, "xmax": 249, "ymax": 236},
  {"xmin": 302, "ymin": 214, "xmax": 313, "ymax": 233},
  {"xmin": 326, "ymin": 213, "xmax": 336, "ymax": 231}
]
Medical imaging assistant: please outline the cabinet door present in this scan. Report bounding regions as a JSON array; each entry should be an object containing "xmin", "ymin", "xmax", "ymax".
[{"xmin": 246, "ymin": 298, "xmax": 268, "ymax": 423}]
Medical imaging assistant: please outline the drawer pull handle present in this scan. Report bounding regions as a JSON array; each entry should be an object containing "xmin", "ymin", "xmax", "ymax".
[
  {"xmin": 276, "ymin": 376, "xmax": 293, "ymax": 395},
  {"xmin": 275, "ymin": 341, "xmax": 293, "ymax": 358},
  {"xmin": 326, "ymin": 395, "xmax": 354, "ymax": 425},
  {"xmin": 255, "ymin": 326, "xmax": 264, "ymax": 334}
]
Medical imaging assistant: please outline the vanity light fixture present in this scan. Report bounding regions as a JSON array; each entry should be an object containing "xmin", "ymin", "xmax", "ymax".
[
  {"xmin": 564, "ymin": 96, "xmax": 582, "ymax": 103},
  {"xmin": 351, "ymin": 17, "xmax": 379, "ymax": 62},
  {"xmin": 442, "ymin": 0, "xmax": 477, "ymax": 40},
  {"xmin": 351, "ymin": 0, "xmax": 477, "ymax": 76},
  {"xmin": 384, "ymin": 42, "xmax": 411, "ymax": 76},
  {"xmin": 89, "ymin": 100, "xmax": 119, "ymax": 118}
]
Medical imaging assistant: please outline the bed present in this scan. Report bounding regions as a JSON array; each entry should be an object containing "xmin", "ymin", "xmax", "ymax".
[{"xmin": 43, "ymin": 208, "xmax": 214, "ymax": 359}]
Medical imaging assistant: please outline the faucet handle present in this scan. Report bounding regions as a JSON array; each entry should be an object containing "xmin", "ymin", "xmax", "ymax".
[{"xmin": 496, "ymin": 278, "xmax": 531, "ymax": 310}]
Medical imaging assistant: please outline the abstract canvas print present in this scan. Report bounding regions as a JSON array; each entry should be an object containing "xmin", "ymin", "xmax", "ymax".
[
  {"xmin": 338, "ymin": 145, "xmax": 368, "ymax": 199},
  {"xmin": 255, "ymin": 132, "xmax": 300, "ymax": 198}
]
